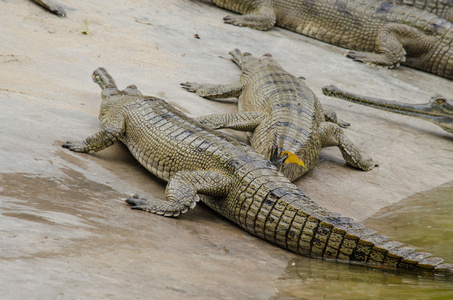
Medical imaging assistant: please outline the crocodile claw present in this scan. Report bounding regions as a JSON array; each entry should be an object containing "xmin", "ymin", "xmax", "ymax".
[
  {"xmin": 223, "ymin": 15, "xmax": 237, "ymax": 25},
  {"xmin": 338, "ymin": 120, "xmax": 351, "ymax": 128},
  {"xmin": 271, "ymin": 151, "xmax": 288, "ymax": 166},
  {"xmin": 62, "ymin": 141, "xmax": 86, "ymax": 153},
  {"xmin": 180, "ymin": 82, "xmax": 215, "ymax": 98},
  {"xmin": 180, "ymin": 82, "xmax": 199, "ymax": 93},
  {"xmin": 125, "ymin": 194, "xmax": 198, "ymax": 217},
  {"xmin": 125, "ymin": 194, "xmax": 148, "ymax": 206},
  {"xmin": 346, "ymin": 50, "xmax": 403, "ymax": 69}
]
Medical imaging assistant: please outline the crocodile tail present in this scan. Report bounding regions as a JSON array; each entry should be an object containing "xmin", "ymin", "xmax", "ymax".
[
  {"xmin": 264, "ymin": 191, "xmax": 453, "ymax": 273},
  {"xmin": 318, "ymin": 215, "xmax": 453, "ymax": 272}
]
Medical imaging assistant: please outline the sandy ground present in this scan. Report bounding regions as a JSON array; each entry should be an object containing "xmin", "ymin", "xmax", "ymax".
[{"xmin": 0, "ymin": 0, "xmax": 452, "ymax": 298}]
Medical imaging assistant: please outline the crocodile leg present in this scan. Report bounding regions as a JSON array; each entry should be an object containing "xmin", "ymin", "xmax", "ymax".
[
  {"xmin": 126, "ymin": 170, "xmax": 233, "ymax": 217},
  {"xmin": 323, "ymin": 108, "xmax": 351, "ymax": 128},
  {"xmin": 62, "ymin": 122, "xmax": 124, "ymax": 153},
  {"xmin": 196, "ymin": 111, "xmax": 265, "ymax": 130},
  {"xmin": 181, "ymin": 82, "xmax": 244, "ymax": 99},
  {"xmin": 346, "ymin": 24, "xmax": 432, "ymax": 68},
  {"xmin": 123, "ymin": 85, "xmax": 143, "ymax": 96},
  {"xmin": 318, "ymin": 123, "xmax": 376, "ymax": 171},
  {"xmin": 213, "ymin": 0, "xmax": 276, "ymax": 31}
]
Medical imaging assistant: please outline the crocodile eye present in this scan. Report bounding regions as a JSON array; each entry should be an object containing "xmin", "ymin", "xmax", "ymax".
[
  {"xmin": 435, "ymin": 98, "xmax": 446, "ymax": 105},
  {"xmin": 263, "ymin": 53, "xmax": 272, "ymax": 57},
  {"xmin": 243, "ymin": 52, "xmax": 252, "ymax": 57}
]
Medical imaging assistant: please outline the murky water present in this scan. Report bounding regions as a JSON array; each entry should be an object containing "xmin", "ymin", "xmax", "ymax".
[
  {"xmin": 364, "ymin": 181, "xmax": 453, "ymax": 261},
  {"xmin": 272, "ymin": 181, "xmax": 453, "ymax": 299},
  {"xmin": 273, "ymin": 258, "xmax": 453, "ymax": 299}
]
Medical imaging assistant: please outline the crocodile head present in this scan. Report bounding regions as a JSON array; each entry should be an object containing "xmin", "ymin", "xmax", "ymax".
[
  {"xmin": 228, "ymin": 48, "xmax": 283, "ymax": 77},
  {"xmin": 359, "ymin": 95, "xmax": 453, "ymax": 134},
  {"xmin": 419, "ymin": 95, "xmax": 453, "ymax": 133},
  {"xmin": 323, "ymin": 85, "xmax": 453, "ymax": 134},
  {"xmin": 91, "ymin": 67, "xmax": 143, "ymax": 122}
]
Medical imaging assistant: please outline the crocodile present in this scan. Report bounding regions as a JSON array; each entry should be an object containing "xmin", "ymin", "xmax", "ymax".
[
  {"xmin": 62, "ymin": 67, "xmax": 453, "ymax": 273},
  {"xmin": 323, "ymin": 84, "xmax": 453, "ymax": 134},
  {"xmin": 31, "ymin": 0, "xmax": 66, "ymax": 16},
  {"xmin": 393, "ymin": 0, "xmax": 453, "ymax": 23},
  {"xmin": 208, "ymin": 0, "xmax": 453, "ymax": 80},
  {"xmin": 181, "ymin": 49, "xmax": 375, "ymax": 182}
]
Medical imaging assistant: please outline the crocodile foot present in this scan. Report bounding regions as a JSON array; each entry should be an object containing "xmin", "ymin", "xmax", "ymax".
[
  {"xmin": 180, "ymin": 82, "xmax": 203, "ymax": 94},
  {"xmin": 180, "ymin": 81, "xmax": 238, "ymax": 99},
  {"xmin": 62, "ymin": 140, "xmax": 89, "ymax": 153},
  {"xmin": 324, "ymin": 109, "xmax": 351, "ymax": 128},
  {"xmin": 223, "ymin": 14, "xmax": 275, "ymax": 31},
  {"xmin": 350, "ymin": 156, "xmax": 378, "ymax": 171},
  {"xmin": 346, "ymin": 50, "xmax": 403, "ymax": 69},
  {"xmin": 125, "ymin": 194, "xmax": 198, "ymax": 217},
  {"xmin": 223, "ymin": 15, "xmax": 249, "ymax": 28},
  {"xmin": 335, "ymin": 118, "xmax": 351, "ymax": 128}
]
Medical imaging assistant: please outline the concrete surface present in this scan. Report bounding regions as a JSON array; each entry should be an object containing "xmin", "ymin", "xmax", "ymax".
[{"xmin": 0, "ymin": 0, "xmax": 452, "ymax": 298}]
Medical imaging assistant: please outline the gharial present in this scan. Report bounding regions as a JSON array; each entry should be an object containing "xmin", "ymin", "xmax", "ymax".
[
  {"xmin": 181, "ymin": 49, "xmax": 376, "ymax": 182},
  {"xmin": 63, "ymin": 67, "xmax": 453, "ymax": 274},
  {"xmin": 205, "ymin": 0, "xmax": 453, "ymax": 80},
  {"xmin": 323, "ymin": 84, "xmax": 453, "ymax": 134}
]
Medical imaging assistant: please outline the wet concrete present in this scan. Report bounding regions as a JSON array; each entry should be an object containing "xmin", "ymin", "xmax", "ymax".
[{"xmin": 0, "ymin": 0, "xmax": 452, "ymax": 298}]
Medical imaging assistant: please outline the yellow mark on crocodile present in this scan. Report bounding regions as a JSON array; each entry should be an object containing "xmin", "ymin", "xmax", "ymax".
[{"xmin": 281, "ymin": 151, "xmax": 308, "ymax": 171}]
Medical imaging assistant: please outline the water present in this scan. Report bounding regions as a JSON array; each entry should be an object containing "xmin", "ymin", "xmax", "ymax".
[
  {"xmin": 273, "ymin": 258, "xmax": 453, "ymax": 299},
  {"xmin": 364, "ymin": 181, "xmax": 453, "ymax": 261},
  {"xmin": 271, "ymin": 181, "xmax": 453, "ymax": 299}
]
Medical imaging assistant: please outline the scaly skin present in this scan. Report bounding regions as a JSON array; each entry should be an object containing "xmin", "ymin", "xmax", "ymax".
[
  {"xmin": 393, "ymin": 0, "xmax": 453, "ymax": 23},
  {"xmin": 31, "ymin": 0, "xmax": 66, "ymax": 16},
  {"xmin": 63, "ymin": 68, "xmax": 453, "ymax": 274},
  {"xmin": 181, "ymin": 49, "xmax": 375, "ymax": 182},
  {"xmin": 210, "ymin": 0, "xmax": 453, "ymax": 80},
  {"xmin": 323, "ymin": 84, "xmax": 453, "ymax": 134}
]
